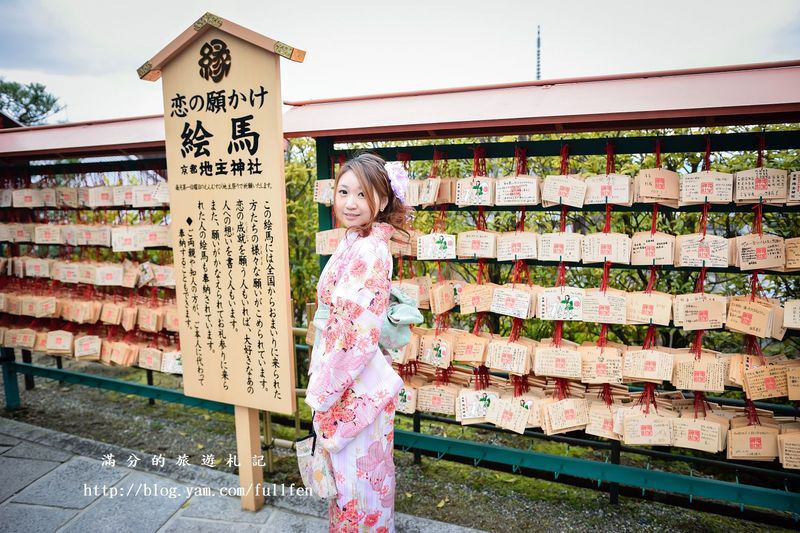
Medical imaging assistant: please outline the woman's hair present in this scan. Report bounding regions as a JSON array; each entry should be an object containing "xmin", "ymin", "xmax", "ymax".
[{"xmin": 333, "ymin": 151, "xmax": 412, "ymax": 243}]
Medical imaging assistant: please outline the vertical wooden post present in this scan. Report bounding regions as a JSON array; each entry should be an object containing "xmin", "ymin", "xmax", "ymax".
[
  {"xmin": 21, "ymin": 349, "xmax": 34, "ymax": 390},
  {"xmin": 146, "ymin": 369, "xmax": 155, "ymax": 405},
  {"xmin": 413, "ymin": 411, "xmax": 422, "ymax": 465},
  {"xmin": 234, "ymin": 405, "xmax": 265, "ymax": 511},
  {"xmin": 609, "ymin": 439, "xmax": 621, "ymax": 504},
  {"xmin": 263, "ymin": 411, "xmax": 275, "ymax": 473},
  {"xmin": 1, "ymin": 347, "xmax": 20, "ymax": 410}
]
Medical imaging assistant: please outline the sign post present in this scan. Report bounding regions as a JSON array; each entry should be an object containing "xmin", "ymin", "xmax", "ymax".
[{"xmin": 139, "ymin": 12, "xmax": 304, "ymax": 510}]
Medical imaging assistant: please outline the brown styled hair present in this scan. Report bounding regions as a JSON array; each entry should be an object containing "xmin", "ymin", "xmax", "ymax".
[{"xmin": 333, "ymin": 152, "xmax": 412, "ymax": 243}]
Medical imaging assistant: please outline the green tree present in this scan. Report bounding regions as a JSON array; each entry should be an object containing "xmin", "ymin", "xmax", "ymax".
[
  {"xmin": 0, "ymin": 77, "xmax": 63, "ymax": 125},
  {"xmin": 284, "ymin": 137, "xmax": 321, "ymax": 326}
]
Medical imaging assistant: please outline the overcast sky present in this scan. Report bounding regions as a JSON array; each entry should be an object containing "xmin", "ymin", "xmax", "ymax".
[{"xmin": 1, "ymin": 0, "xmax": 799, "ymax": 124}]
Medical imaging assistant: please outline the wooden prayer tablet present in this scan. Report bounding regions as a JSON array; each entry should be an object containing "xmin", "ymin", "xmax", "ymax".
[
  {"xmin": 95, "ymin": 264, "xmax": 125, "ymax": 286},
  {"xmin": 24, "ymin": 258, "xmax": 50, "ymax": 278},
  {"xmin": 788, "ymin": 171, "xmax": 800, "ymax": 205},
  {"xmin": 429, "ymin": 281, "xmax": 456, "ymax": 315},
  {"xmin": 486, "ymin": 338, "xmax": 531, "ymax": 375},
  {"xmin": 735, "ymin": 234, "xmax": 785, "ymax": 271},
  {"xmin": 417, "ymin": 233, "xmax": 457, "ymax": 260},
  {"xmin": 622, "ymin": 413, "xmax": 674, "ymax": 446},
  {"xmin": 672, "ymin": 351, "xmax": 727, "ymax": 393},
  {"xmin": 403, "ymin": 180, "xmax": 421, "ymax": 207},
  {"xmin": 458, "ymin": 283, "xmax": 497, "ymax": 314},
  {"xmin": 494, "ymin": 175, "xmax": 541, "ymax": 205},
  {"xmin": 314, "ymin": 228, "xmax": 346, "ymax": 255},
  {"xmin": 679, "ymin": 171, "xmax": 733, "ymax": 205},
  {"xmin": 152, "ymin": 264, "xmax": 176, "ymax": 287},
  {"xmin": 418, "ymin": 177, "xmax": 441, "ymax": 206},
  {"xmin": 785, "ymin": 300, "xmax": 800, "ymax": 329},
  {"xmin": 625, "ymin": 291, "xmax": 672, "ymax": 326},
  {"xmin": 541, "ymin": 398, "xmax": 589, "ymax": 435},
  {"xmin": 456, "ymin": 230, "xmax": 497, "ymax": 259},
  {"xmin": 541, "ymin": 175, "xmax": 587, "ymax": 208},
  {"xmin": 537, "ymin": 233, "xmax": 583, "ymax": 263},
  {"xmin": 34, "ymin": 225, "xmax": 62, "ymax": 245},
  {"xmin": 11, "ymin": 188, "xmax": 45, "ymax": 208},
  {"xmin": 456, "ymin": 177, "xmax": 495, "ymax": 206},
  {"xmin": 733, "ymin": 167, "xmax": 788, "ymax": 203},
  {"xmin": 111, "ymin": 227, "xmax": 144, "ymax": 253},
  {"xmin": 579, "ymin": 346, "xmax": 624, "ymax": 384},
  {"xmin": 584, "ymin": 173, "xmax": 633, "ymax": 206},
  {"xmin": 85, "ymin": 186, "xmax": 115, "ymax": 208},
  {"xmin": 674, "ymin": 234, "xmax": 729, "ymax": 268},
  {"xmin": 497, "ymin": 231, "xmax": 537, "ymax": 261},
  {"xmin": 534, "ymin": 346, "xmax": 582, "ymax": 380},
  {"xmin": 786, "ymin": 237, "xmax": 800, "ymax": 271},
  {"xmin": 673, "ymin": 293, "xmax": 727, "ymax": 330},
  {"xmin": 75, "ymin": 335, "xmax": 102, "ymax": 360},
  {"xmin": 417, "ymin": 384, "xmax": 459, "ymax": 416},
  {"xmin": 778, "ymin": 432, "xmax": 800, "ymax": 469},
  {"xmin": 490, "ymin": 285, "xmax": 532, "ymax": 319},
  {"xmin": 46, "ymin": 330, "xmax": 74, "ymax": 356},
  {"xmin": 457, "ymin": 388, "xmax": 501, "ymax": 425},
  {"xmin": 39, "ymin": 188, "xmax": 56, "ymax": 207},
  {"xmin": 727, "ymin": 425, "xmax": 779, "ymax": 461},
  {"xmin": 582, "ymin": 288, "xmax": 627, "ymax": 325},
  {"xmin": 138, "ymin": 347, "xmax": 164, "ymax": 371},
  {"xmin": 586, "ymin": 403, "xmax": 621, "ymax": 440},
  {"xmin": 453, "ymin": 331, "xmax": 489, "ymax": 364},
  {"xmin": 485, "ymin": 396, "xmax": 529, "ymax": 434},
  {"xmin": 509, "ymin": 394, "xmax": 545, "ymax": 429},
  {"xmin": 623, "ymin": 349, "xmax": 674, "ymax": 382},
  {"xmin": 743, "ymin": 365, "xmax": 789, "ymax": 401},
  {"xmin": 56, "ymin": 187, "xmax": 79, "ymax": 208},
  {"xmin": 131, "ymin": 185, "xmax": 163, "ymax": 208},
  {"xmin": 635, "ymin": 168, "xmax": 680, "ymax": 207},
  {"xmin": 390, "ymin": 229, "xmax": 421, "ymax": 257},
  {"xmin": 396, "ymin": 384, "xmax": 418, "ymax": 415},
  {"xmin": 726, "ymin": 298, "xmax": 774, "ymax": 338},
  {"xmin": 672, "ymin": 418, "xmax": 726, "ymax": 453},
  {"xmin": 538, "ymin": 286, "xmax": 585, "ymax": 321},
  {"xmin": 436, "ymin": 178, "xmax": 457, "ymax": 205},
  {"xmin": 113, "ymin": 185, "xmax": 133, "ymax": 206},
  {"xmin": 582, "ymin": 232, "xmax": 631, "ymax": 264},
  {"xmin": 14, "ymin": 328, "xmax": 36, "ymax": 349},
  {"xmin": 418, "ymin": 331, "xmax": 456, "ymax": 369},
  {"xmin": 786, "ymin": 366, "xmax": 800, "ymax": 401}
]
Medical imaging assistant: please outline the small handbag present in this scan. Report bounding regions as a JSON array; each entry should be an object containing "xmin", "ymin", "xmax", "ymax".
[
  {"xmin": 379, "ymin": 285, "xmax": 424, "ymax": 350},
  {"xmin": 296, "ymin": 412, "xmax": 337, "ymax": 499}
]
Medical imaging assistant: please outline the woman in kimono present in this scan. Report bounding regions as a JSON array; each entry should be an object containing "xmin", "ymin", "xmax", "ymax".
[{"xmin": 305, "ymin": 152, "xmax": 411, "ymax": 532}]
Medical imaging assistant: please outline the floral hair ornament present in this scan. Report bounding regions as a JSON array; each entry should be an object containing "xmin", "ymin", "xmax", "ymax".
[{"xmin": 385, "ymin": 161, "xmax": 409, "ymax": 205}]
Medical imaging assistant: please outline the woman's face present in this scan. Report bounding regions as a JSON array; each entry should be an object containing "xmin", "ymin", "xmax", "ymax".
[{"xmin": 334, "ymin": 170, "xmax": 386, "ymax": 228}]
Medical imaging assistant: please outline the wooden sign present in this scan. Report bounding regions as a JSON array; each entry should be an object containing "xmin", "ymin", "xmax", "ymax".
[
  {"xmin": 140, "ymin": 12, "xmax": 305, "ymax": 511},
  {"xmin": 142, "ymin": 13, "xmax": 301, "ymax": 414}
]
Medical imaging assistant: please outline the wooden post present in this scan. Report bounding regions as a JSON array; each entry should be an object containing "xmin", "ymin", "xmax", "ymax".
[
  {"xmin": 235, "ymin": 405, "xmax": 265, "ymax": 510},
  {"xmin": 264, "ymin": 411, "xmax": 275, "ymax": 474}
]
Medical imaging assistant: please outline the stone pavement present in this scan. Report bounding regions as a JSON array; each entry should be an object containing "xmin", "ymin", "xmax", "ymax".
[{"xmin": 0, "ymin": 417, "xmax": 484, "ymax": 532}]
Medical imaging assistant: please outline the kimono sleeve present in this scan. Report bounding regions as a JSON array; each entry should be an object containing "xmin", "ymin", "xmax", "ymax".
[{"xmin": 305, "ymin": 245, "xmax": 392, "ymax": 413}]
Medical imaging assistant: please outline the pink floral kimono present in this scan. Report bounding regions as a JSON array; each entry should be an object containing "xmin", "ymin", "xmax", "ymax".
[{"xmin": 306, "ymin": 221, "xmax": 403, "ymax": 532}]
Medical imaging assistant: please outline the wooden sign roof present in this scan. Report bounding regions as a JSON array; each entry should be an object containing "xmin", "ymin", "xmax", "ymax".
[{"xmin": 138, "ymin": 12, "xmax": 305, "ymax": 82}]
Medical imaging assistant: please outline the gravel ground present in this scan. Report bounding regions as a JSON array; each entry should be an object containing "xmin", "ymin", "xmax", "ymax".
[{"xmin": 0, "ymin": 351, "xmax": 792, "ymax": 532}]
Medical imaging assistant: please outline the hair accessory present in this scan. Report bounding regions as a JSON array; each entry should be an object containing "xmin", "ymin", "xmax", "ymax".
[{"xmin": 385, "ymin": 161, "xmax": 409, "ymax": 205}]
